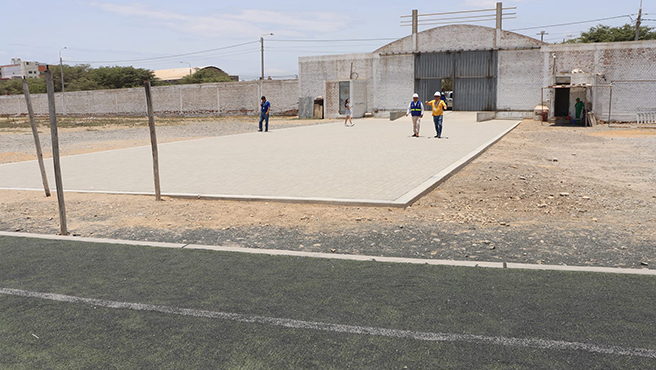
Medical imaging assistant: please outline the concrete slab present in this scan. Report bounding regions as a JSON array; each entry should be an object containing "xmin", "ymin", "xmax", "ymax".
[{"xmin": 0, "ymin": 112, "xmax": 519, "ymax": 207}]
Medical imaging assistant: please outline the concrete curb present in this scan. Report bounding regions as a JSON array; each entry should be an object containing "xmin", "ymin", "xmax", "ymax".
[{"xmin": 1, "ymin": 231, "xmax": 654, "ymax": 276}]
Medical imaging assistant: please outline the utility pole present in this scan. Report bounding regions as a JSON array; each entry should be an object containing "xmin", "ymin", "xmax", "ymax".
[
  {"xmin": 412, "ymin": 9, "xmax": 418, "ymax": 52},
  {"xmin": 495, "ymin": 2, "xmax": 503, "ymax": 48},
  {"xmin": 260, "ymin": 33, "xmax": 273, "ymax": 80},
  {"xmin": 537, "ymin": 31, "xmax": 549, "ymax": 42},
  {"xmin": 59, "ymin": 47, "xmax": 67, "ymax": 115},
  {"xmin": 635, "ymin": 0, "xmax": 643, "ymax": 41}
]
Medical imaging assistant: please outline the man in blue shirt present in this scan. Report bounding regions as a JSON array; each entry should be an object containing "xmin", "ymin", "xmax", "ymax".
[{"xmin": 259, "ymin": 96, "xmax": 271, "ymax": 132}]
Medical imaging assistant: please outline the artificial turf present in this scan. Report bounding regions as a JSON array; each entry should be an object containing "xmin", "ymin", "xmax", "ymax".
[{"xmin": 1, "ymin": 235, "xmax": 655, "ymax": 369}]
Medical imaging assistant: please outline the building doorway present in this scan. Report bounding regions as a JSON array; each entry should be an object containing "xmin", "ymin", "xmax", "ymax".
[
  {"xmin": 554, "ymin": 88, "xmax": 570, "ymax": 117},
  {"xmin": 339, "ymin": 81, "xmax": 350, "ymax": 115}
]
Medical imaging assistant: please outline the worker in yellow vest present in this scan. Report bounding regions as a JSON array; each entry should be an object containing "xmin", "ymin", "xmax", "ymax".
[{"xmin": 425, "ymin": 91, "xmax": 447, "ymax": 138}]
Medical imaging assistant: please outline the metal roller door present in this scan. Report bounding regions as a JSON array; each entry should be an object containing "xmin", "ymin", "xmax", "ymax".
[{"xmin": 415, "ymin": 50, "xmax": 497, "ymax": 111}]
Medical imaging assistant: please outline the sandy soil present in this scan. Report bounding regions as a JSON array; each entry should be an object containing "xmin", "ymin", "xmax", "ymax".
[{"xmin": 1, "ymin": 118, "xmax": 655, "ymax": 268}]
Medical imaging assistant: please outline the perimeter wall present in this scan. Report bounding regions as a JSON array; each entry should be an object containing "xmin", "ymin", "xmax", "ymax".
[{"xmin": 0, "ymin": 79, "xmax": 299, "ymax": 117}]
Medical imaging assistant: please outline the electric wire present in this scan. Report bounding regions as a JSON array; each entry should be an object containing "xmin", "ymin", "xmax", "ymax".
[
  {"xmin": 267, "ymin": 38, "xmax": 397, "ymax": 42},
  {"xmin": 510, "ymin": 15, "xmax": 632, "ymax": 31},
  {"xmin": 68, "ymin": 40, "xmax": 260, "ymax": 64}
]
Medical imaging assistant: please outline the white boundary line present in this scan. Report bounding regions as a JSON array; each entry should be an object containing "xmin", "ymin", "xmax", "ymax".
[
  {"xmin": 1, "ymin": 231, "xmax": 654, "ymax": 276},
  {"xmin": 1, "ymin": 287, "xmax": 655, "ymax": 359}
]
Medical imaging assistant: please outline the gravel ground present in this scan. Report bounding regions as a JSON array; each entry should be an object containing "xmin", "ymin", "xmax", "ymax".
[{"xmin": 1, "ymin": 119, "xmax": 655, "ymax": 269}]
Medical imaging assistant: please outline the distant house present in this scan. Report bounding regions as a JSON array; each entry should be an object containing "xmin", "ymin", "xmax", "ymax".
[
  {"xmin": 153, "ymin": 66, "xmax": 238, "ymax": 84},
  {"xmin": 0, "ymin": 58, "xmax": 47, "ymax": 80}
]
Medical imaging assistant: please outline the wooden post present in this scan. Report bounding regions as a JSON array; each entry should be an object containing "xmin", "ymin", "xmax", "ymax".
[
  {"xmin": 143, "ymin": 80, "xmax": 161, "ymax": 201},
  {"xmin": 44, "ymin": 69, "xmax": 68, "ymax": 235},
  {"xmin": 22, "ymin": 77, "xmax": 51, "ymax": 197}
]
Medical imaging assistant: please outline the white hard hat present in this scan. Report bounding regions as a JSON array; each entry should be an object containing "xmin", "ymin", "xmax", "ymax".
[
  {"xmin": 412, "ymin": 93, "xmax": 419, "ymax": 98},
  {"xmin": 434, "ymin": 91, "xmax": 440, "ymax": 96}
]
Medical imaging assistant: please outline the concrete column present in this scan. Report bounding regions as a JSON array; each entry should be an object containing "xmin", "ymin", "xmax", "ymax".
[
  {"xmin": 495, "ymin": 2, "xmax": 502, "ymax": 49},
  {"xmin": 412, "ymin": 9, "xmax": 418, "ymax": 52}
]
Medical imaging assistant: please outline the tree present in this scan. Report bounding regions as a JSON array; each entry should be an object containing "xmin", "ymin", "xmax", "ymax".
[
  {"xmin": 49, "ymin": 64, "xmax": 95, "ymax": 92},
  {"xmin": 0, "ymin": 77, "xmax": 46, "ymax": 95},
  {"xmin": 0, "ymin": 64, "xmax": 161, "ymax": 95},
  {"xmin": 178, "ymin": 67, "xmax": 232, "ymax": 84},
  {"xmin": 569, "ymin": 23, "xmax": 656, "ymax": 43},
  {"xmin": 90, "ymin": 66, "xmax": 158, "ymax": 89}
]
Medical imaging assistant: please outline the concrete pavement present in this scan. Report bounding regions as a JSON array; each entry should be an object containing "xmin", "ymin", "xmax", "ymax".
[{"xmin": 0, "ymin": 112, "xmax": 519, "ymax": 207}]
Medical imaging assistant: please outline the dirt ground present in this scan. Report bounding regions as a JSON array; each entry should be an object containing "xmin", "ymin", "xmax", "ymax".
[{"xmin": 1, "ymin": 118, "xmax": 655, "ymax": 268}]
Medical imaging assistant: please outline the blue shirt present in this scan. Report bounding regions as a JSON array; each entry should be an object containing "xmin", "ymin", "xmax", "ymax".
[{"xmin": 261, "ymin": 101, "xmax": 271, "ymax": 114}]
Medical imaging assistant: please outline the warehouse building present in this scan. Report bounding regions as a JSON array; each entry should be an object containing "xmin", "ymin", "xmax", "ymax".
[{"xmin": 298, "ymin": 24, "xmax": 656, "ymax": 123}]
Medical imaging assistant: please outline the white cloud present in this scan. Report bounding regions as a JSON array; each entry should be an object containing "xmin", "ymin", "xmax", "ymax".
[
  {"xmin": 90, "ymin": 2, "xmax": 345, "ymax": 38},
  {"xmin": 91, "ymin": 2, "xmax": 187, "ymax": 21}
]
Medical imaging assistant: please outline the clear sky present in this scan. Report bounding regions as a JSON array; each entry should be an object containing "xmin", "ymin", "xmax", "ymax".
[{"xmin": 1, "ymin": 0, "xmax": 649, "ymax": 80}]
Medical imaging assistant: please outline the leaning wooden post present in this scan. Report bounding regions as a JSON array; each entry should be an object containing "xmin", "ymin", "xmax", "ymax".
[
  {"xmin": 143, "ymin": 80, "xmax": 161, "ymax": 201},
  {"xmin": 22, "ymin": 77, "xmax": 51, "ymax": 197},
  {"xmin": 44, "ymin": 69, "xmax": 68, "ymax": 235}
]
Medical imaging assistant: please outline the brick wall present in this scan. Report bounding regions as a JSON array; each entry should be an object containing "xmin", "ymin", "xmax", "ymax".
[
  {"xmin": 542, "ymin": 41, "xmax": 656, "ymax": 121},
  {"xmin": 373, "ymin": 54, "xmax": 414, "ymax": 116},
  {"xmin": 497, "ymin": 49, "xmax": 543, "ymax": 111}
]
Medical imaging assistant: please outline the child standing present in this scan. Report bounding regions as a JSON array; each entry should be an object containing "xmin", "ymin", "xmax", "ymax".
[{"xmin": 344, "ymin": 99, "xmax": 354, "ymax": 127}]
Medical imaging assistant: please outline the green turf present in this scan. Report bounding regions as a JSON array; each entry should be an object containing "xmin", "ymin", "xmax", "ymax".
[{"xmin": 1, "ymin": 235, "xmax": 655, "ymax": 369}]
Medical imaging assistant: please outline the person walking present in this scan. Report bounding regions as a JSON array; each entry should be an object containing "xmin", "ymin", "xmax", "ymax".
[
  {"xmin": 406, "ymin": 93, "xmax": 424, "ymax": 137},
  {"xmin": 258, "ymin": 96, "xmax": 271, "ymax": 132},
  {"xmin": 344, "ymin": 99, "xmax": 354, "ymax": 127},
  {"xmin": 425, "ymin": 92, "xmax": 447, "ymax": 138}
]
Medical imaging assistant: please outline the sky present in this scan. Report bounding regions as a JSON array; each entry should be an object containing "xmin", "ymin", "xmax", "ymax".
[{"xmin": 1, "ymin": 0, "xmax": 650, "ymax": 80}]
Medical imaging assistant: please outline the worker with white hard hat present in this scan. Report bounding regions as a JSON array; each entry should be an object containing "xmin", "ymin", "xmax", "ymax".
[
  {"xmin": 425, "ymin": 91, "xmax": 447, "ymax": 138},
  {"xmin": 406, "ymin": 93, "xmax": 424, "ymax": 137}
]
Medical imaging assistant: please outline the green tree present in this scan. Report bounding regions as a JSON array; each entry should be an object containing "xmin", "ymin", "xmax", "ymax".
[
  {"xmin": 0, "ymin": 77, "xmax": 46, "ymax": 95},
  {"xmin": 569, "ymin": 23, "xmax": 656, "ymax": 43},
  {"xmin": 178, "ymin": 67, "xmax": 232, "ymax": 84},
  {"xmin": 90, "ymin": 66, "xmax": 158, "ymax": 89},
  {"xmin": 49, "ymin": 64, "xmax": 94, "ymax": 92},
  {"xmin": 0, "ymin": 64, "xmax": 161, "ymax": 95}
]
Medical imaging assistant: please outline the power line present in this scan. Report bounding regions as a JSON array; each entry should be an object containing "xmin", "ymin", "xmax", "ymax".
[
  {"xmin": 510, "ymin": 15, "xmax": 632, "ymax": 31},
  {"xmin": 405, "ymin": 16, "xmax": 516, "ymax": 27},
  {"xmin": 401, "ymin": 12, "xmax": 516, "ymax": 24},
  {"xmin": 62, "ymin": 37, "xmax": 398, "ymax": 65},
  {"xmin": 267, "ymin": 44, "xmax": 386, "ymax": 50},
  {"xmin": 268, "ymin": 50, "xmax": 375, "ymax": 54},
  {"xmin": 68, "ymin": 40, "xmax": 259, "ymax": 64},
  {"xmin": 268, "ymin": 38, "xmax": 397, "ymax": 43}
]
